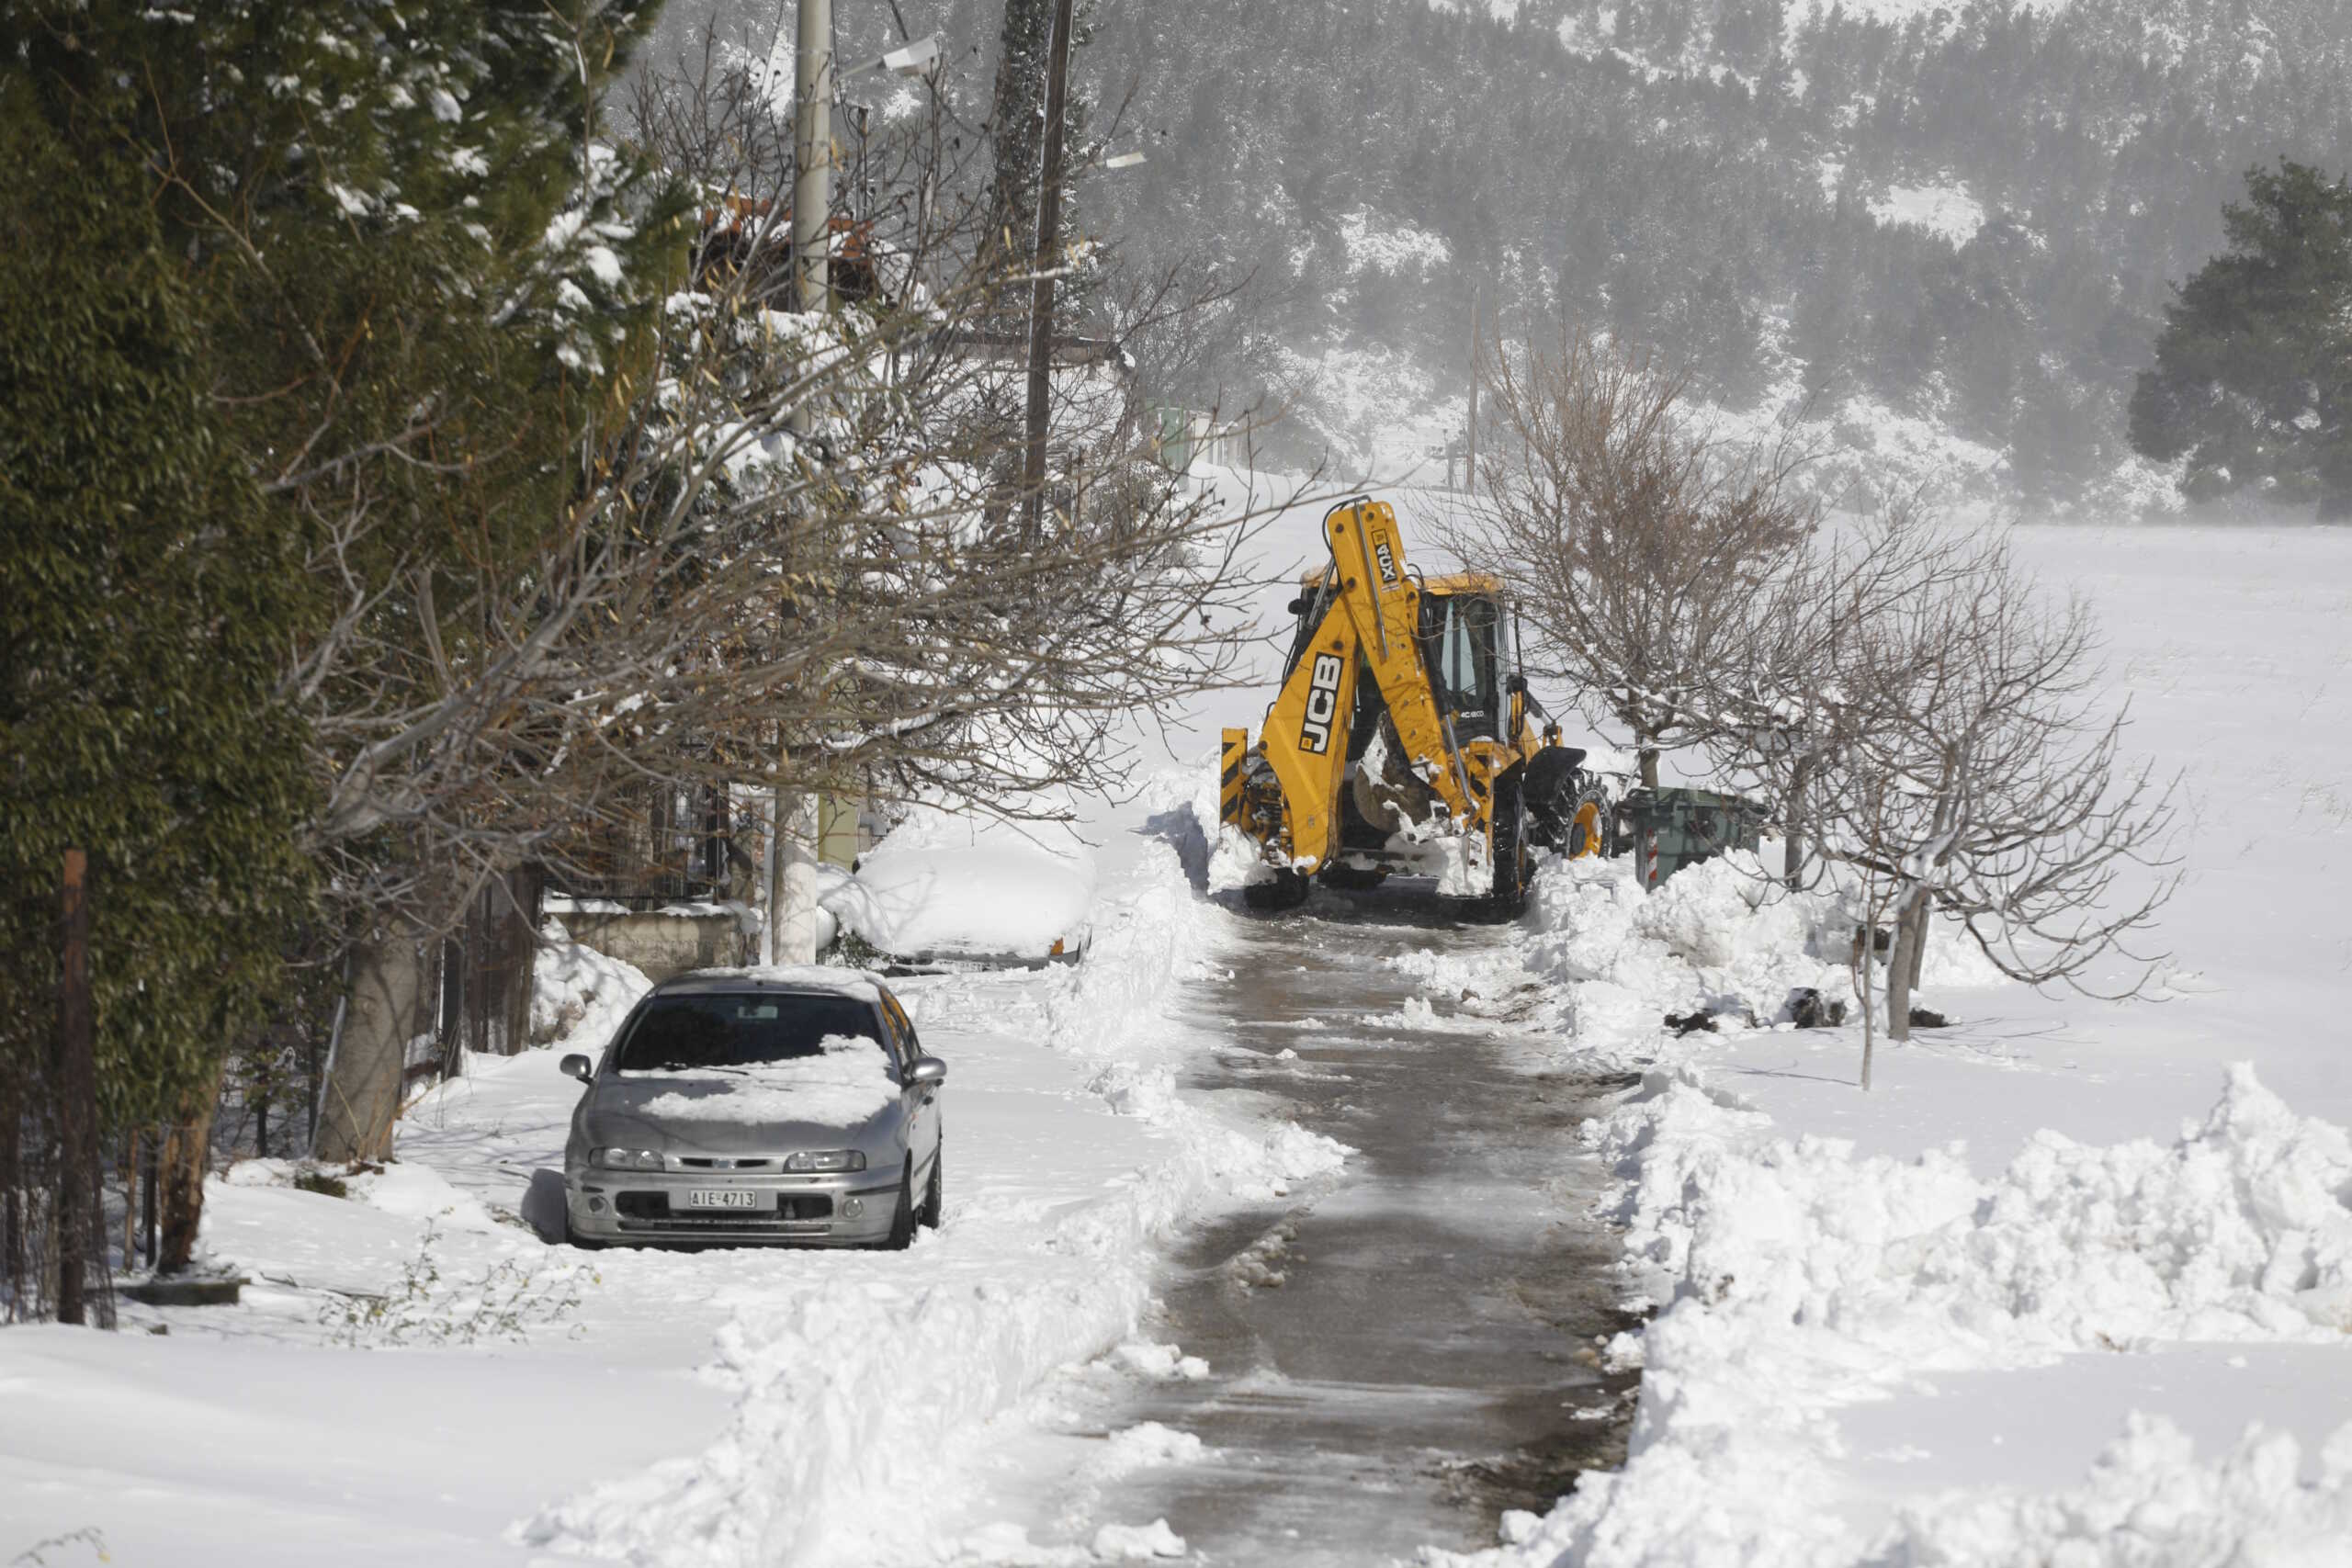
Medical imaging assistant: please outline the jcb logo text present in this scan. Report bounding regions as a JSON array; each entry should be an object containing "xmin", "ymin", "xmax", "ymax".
[{"xmin": 1300, "ymin": 653, "xmax": 1344, "ymax": 754}]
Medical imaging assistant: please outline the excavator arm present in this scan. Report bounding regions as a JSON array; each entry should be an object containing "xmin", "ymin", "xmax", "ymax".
[
  {"xmin": 1228, "ymin": 499, "xmax": 1482, "ymax": 873},
  {"xmin": 1326, "ymin": 500, "xmax": 1481, "ymax": 828}
]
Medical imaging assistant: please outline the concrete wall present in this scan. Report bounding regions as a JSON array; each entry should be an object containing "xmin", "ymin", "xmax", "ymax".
[{"xmin": 550, "ymin": 902, "xmax": 756, "ymax": 984}]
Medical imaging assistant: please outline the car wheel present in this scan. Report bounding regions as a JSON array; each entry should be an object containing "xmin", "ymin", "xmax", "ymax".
[
  {"xmin": 880, "ymin": 1163, "xmax": 916, "ymax": 1250},
  {"xmin": 919, "ymin": 1144, "xmax": 944, "ymax": 1230}
]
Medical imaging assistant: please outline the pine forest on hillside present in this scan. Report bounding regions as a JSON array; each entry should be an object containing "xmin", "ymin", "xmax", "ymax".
[{"xmin": 644, "ymin": 0, "xmax": 2352, "ymax": 506}]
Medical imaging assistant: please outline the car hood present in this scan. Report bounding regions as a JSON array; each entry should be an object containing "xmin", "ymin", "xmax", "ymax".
[{"xmin": 585, "ymin": 1074, "xmax": 903, "ymax": 1157}]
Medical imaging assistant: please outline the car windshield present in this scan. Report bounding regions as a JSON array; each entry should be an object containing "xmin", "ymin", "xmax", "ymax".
[{"xmin": 611, "ymin": 992, "xmax": 884, "ymax": 1075}]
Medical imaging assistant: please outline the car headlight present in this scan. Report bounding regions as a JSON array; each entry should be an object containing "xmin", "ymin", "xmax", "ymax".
[
  {"xmin": 594, "ymin": 1147, "xmax": 664, "ymax": 1171},
  {"xmin": 783, "ymin": 1150, "xmax": 866, "ymax": 1173}
]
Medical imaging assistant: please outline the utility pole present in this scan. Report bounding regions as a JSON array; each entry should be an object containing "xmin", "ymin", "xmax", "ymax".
[
  {"xmin": 1018, "ymin": 0, "xmax": 1076, "ymax": 543},
  {"xmin": 768, "ymin": 0, "xmax": 832, "ymax": 967},
  {"xmin": 1465, "ymin": 285, "xmax": 1481, "ymax": 495}
]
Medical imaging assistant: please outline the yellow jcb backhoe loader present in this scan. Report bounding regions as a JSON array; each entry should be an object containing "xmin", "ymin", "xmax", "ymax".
[{"xmin": 1218, "ymin": 496, "xmax": 1611, "ymax": 914}]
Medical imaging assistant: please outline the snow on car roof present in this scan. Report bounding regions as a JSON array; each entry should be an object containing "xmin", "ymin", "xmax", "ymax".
[{"xmin": 652, "ymin": 964, "xmax": 884, "ymax": 1003}]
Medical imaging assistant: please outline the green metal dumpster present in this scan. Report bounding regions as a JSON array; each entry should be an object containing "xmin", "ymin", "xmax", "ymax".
[{"xmin": 1614, "ymin": 786, "xmax": 1765, "ymax": 889}]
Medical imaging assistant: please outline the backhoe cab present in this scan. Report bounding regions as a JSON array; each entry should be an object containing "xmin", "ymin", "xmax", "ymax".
[{"xmin": 1219, "ymin": 497, "xmax": 1611, "ymax": 915}]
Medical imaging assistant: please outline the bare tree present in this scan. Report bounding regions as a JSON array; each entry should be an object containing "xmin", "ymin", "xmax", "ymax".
[
  {"xmin": 1450, "ymin": 331, "xmax": 1820, "ymax": 788},
  {"xmin": 1792, "ymin": 532, "xmax": 2182, "ymax": 1082},
  {"xmin": 297, "ymin": 44, "xmax": 1295, "ymax": 1157},
  {"xmin": 1706, "ymin": 499, "xmax": 1987, "ymax": 891}
]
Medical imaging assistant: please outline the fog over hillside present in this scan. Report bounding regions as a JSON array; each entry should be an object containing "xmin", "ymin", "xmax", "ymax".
[{"xmin": 650, "ymin": 0, "xmax": 2352, "ymax": 508}]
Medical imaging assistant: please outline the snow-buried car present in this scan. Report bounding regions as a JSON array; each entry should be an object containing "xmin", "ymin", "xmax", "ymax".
[{"xmin": 559, "ymin": 966, "xmax": 944, "ymax": 1249}]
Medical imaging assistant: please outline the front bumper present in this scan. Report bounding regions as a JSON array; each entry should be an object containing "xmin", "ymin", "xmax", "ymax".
[{"xmin": 565, "ymin": 1167, "xmax": 901, "ymax": 1247}]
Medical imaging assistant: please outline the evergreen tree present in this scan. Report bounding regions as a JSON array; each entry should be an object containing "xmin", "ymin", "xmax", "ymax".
[
  {"xmin": 2129, "ymin": 159, "xmax": 2352, "ymax": 514},
  {"xmin": 0, "ymin": 0, "xmax": 681, "ymax": 1238},
  {"xmin": 0, "ymin": 70, "xmax": 313, "ymax": 1293}
]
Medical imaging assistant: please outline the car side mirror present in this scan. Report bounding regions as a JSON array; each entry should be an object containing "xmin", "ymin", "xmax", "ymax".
[
  {"xmin": 560, "ymin": 1054, "xmax": 593, "ymax": 1083},
  {"xmin": 906, "ymin": 1056, "xmax": 947, "ymax": 1089}
]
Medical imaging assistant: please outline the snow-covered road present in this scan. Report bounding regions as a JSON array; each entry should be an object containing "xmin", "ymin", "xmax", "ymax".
[{"xmin": 984, "ymin": 885, "xmax": 1636, "ymax": 1565}]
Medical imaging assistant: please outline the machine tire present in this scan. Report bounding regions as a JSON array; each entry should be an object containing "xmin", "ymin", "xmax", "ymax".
[
  {"xmin": 919, "ymin": 1145, "xmax": 944, "ymax": 1230},
  {"xmin": 1566, "ymin": 792, "xmax": 1611, "ymax": 859},
  {"xmin": 1522, "ymin": 744, "xmax": 1589, "ymax": 851},
  {"xmin": 878, "ymin": 1164, "xmax": 916, "ymax": 1250},
  {"xmin": 1487, "ymin": 770, "xmax": 1531, "ymax": 919},
  {"xmin": 1242, "ymin": 868, "xmax": 1311, "ymax": 912}
]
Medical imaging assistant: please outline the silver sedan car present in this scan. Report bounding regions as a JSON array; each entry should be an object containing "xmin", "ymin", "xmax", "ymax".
[{"xmin": 560, "ymin": 967, "xmax": 945, "ymax": 1249}]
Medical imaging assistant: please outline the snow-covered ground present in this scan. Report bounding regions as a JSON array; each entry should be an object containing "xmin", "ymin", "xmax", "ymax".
[
  {"xmin": 1139, "ymin": 487, "xmax": 2352, "ymax": 1562},
  {"xmin": 5, "ymin": 487, "xmax": 2347, "ymax": 1568},
  {"xmin": 1398, "ymin": 521, "xmax": 2352, "ymax": 1566},
  {"xmin": 0, "ymin": 762, "xmax": 1347, "ymax": 1567}
]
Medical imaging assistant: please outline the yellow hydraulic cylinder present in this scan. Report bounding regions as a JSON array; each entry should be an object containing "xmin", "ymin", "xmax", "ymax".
[{"xmin": 1324, "ymin": 500, "xmax": 1479, "ymax": 828}]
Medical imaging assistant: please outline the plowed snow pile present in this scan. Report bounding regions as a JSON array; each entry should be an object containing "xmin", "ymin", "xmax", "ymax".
[
  {"xmin": 1435, "ymin": 734, "xmax": 2352, "ymax": 1567},
  {"xmin": 1470, "ymin": 1055, "xmax": 2352, "ymax": 1566}
]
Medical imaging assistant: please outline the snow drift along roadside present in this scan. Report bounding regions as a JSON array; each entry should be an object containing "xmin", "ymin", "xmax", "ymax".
[
  {"xmin": 1435, "ymin": 852, "xmax": 2352, "ymax": 1568},
  {"xmin": 522, "ymin": 822, "xmax": 1346, "ymax": 1568}
]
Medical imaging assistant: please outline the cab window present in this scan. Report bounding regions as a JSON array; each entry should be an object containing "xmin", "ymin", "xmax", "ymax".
[{"xmin": 1422, "ymin": 594, "xmax": 1502, "ymax": 738}]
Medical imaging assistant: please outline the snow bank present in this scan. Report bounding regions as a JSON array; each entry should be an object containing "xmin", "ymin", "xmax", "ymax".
[
  {"xmin": 1876, "ymin": 1413, "xmax": 2352, "ymax": 1565},
  {"xmin": 1445, "ymin": 1063, "xmax": 2352, "ymax": 1568},
  {"xmin": 1522, "ymin": 852, "xmax": 2001, "ymax": 1061},
  {"xmin": 1457, "ymin": 841, "xmax": 2352, "ymax": 1568},
  {"xmin": 529, "ymin": 920, "xmax": 652, "ymax": 1046},
  {"xmin": 1604, "ymin": 1062, "xmax": 2352, "ymax": 1355}
]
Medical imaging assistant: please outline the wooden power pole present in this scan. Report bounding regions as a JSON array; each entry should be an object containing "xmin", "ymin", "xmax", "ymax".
[
  {"xmin": 1465, "ymin": 285, "xmax": 1481, "ymax": 494},
  {"xmin": 1019, "ymin": 0, "xmax": 1076, "ymax": 542}
]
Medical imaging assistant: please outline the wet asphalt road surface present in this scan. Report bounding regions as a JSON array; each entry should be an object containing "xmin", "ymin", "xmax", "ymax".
[{"xmin": 1090, "ymin": 883, "xmax": 1641, "ymax": 1566}]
